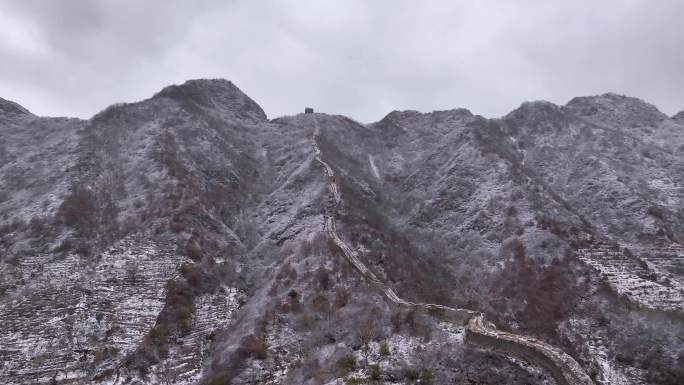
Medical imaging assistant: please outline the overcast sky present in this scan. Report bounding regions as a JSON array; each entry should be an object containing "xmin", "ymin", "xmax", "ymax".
[{"xmin": 1, "ymin": 0, "xmax": 683, "ymax": 122}]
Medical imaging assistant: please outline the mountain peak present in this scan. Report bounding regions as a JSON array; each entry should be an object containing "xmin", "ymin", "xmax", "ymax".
[
  {"xmin": 0, "ymin": 97, "xmax": 31, "ymax": 116},
  {"xmin": 506, "ymin": 100, "xmax": 560, "ymax": 117},
  {"xmin": 672, "ymin": 110, "xmax": 684, "ymax": 122},
  {"xmin": 503, "ymin": 100, "xmax": 565, "ymax": 131},
  {"xmin": 380, "ymin": 109, "xmax": 422, "ymax": 122},
  {"xmin": 153, "ymin": 78, "xmax": 267, "ymax": 121},
  {"xmin": 564, "ymin": 92, "xmax": 667, "ymax": 127},
  {"xmin": 155, "ymin": 78, "xmax": 237, "ymax": 94}
]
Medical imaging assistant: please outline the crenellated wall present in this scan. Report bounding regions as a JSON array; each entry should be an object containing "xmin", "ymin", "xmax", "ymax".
[{"xmin": 464, "ymin": 314, "xmax": 593, "ymax": 385}]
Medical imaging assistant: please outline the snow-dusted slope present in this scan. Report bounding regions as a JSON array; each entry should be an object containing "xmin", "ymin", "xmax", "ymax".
[{"xmin": 1, "ymin": 81, "xmax": 683, "ymax": 385}]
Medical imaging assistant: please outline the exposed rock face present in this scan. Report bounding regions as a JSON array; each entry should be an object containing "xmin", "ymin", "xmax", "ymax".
[{"xmin": 1, "ymin": 81, "xmax": 683, "ymax": 385}]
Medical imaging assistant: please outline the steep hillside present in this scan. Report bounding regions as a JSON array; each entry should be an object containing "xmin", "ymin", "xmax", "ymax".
[{"xmin": 1, "ymin": 80, "xmax": 682, "ymax": 385}]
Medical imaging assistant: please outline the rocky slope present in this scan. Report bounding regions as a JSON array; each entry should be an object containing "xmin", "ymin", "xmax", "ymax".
[{"xmin": 1, "ymin": 80, "xmax": 683, "ymax": 385}]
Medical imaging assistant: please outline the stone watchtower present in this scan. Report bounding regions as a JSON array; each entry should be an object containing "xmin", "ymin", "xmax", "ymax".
[{"xmin": 305, "ymin": 107, "xmax": 314, "ymax": 114}]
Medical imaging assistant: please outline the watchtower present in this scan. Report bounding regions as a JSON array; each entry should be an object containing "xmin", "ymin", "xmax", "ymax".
[{"xmin": 305, "ymin": 107, "xmax": 314, "ymax": 114}]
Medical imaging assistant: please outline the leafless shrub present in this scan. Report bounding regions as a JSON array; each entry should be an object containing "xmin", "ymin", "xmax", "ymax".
[
  {"xmin": 29, "ymin": 216, "xmax": 49, "ymax": 237},
  {"xmin": 169, "ymin": 218, "xmax": 185, "ymax": 233},
  {"xmin": 505, "ymin": 205, "xmax": 517, "ymax": 217},
  {"xmin": 164, "ymin": 282, "xmax": 194, "ymax": 336},
  {"xmin": 390, "ymin": 311, "xmax": 402, "ymax": 333},
  {"xmin": 186, "ymin": 268, "xmax": 204, "ymax": 288},
  {"xmin": 155, "ymin": 132, "xmax": 190, "ymax": 180},
  {"xmin": 57, "ymin": 184, "xmax": 98, "ymax": 235},
  {"xmin": 489, "ymin": 255, "xmax": 586, "ymax": 341},
  {"xmin": 403, "ymin": 309, "xmax": 418, "ymax": 334},
  {"xmin": 239, "ymin": 334, "xmax": 267, "ymax": 359},
  {"xmin": 310, "ymin": 294, "xmax": 331, "ymax": 316},
  {"xmin": 334, "ymin": 287, "xmax": 350, "ymax": 308},
  {"xmin": 56, "ymin": 181, "xmax": 122, "ymax": 252},
  {"xmin": 358, "ymin": 310, "xmax": 381, "ymax": 366},
  {"xmin": 185, "ymin": 237, "xmax": 203, "ymax": 260},
  {"xmin": 279, "ymin": 301, "xmax": 292, "ymax": 313},
  {"xmin": 315, "ymin": 267, "xmax": 332, "ymax": 291},
  {"xmin": 502, "ymin": 237, "xmax": 525, "ymax": 259},
  {"xmin": 206, "ymin": 370, "xmax": 231, "ymax": 385},
  {"xmin": 287, "ymin": 289, "xmax": 302, "ymax": 313}
]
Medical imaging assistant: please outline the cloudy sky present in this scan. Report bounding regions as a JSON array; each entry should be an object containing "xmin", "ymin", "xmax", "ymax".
[{"xmin": 1, "ymin": 0, "xmax": 683, "ymax": 122}]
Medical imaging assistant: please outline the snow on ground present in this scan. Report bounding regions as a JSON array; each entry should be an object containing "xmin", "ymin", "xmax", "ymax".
[
  {"xmin": 322, "ymin": 322, "xmax": 466, "ymax": 385},
  {"xmin": 369, "ymin": 155, "xmax": 380, "ymax": 179},
  {"xmin": 567, "ymin": 317, "xmax": 647, "ymax": 385}
]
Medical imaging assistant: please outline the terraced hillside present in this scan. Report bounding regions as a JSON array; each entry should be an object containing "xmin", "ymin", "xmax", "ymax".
[{"xmin": 578, "ymin": 246, "xmax": 684, "ymax": 311}]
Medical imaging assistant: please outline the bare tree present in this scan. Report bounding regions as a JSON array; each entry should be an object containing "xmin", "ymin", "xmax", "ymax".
[{"xmin": 357, "ymin": 312, "xmax": 379, "ymax": 367}]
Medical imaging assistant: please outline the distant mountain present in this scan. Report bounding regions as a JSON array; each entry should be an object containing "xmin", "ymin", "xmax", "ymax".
[{"xmin": 1, "ymin": 80, "xmax": 682, "ymax": 385}]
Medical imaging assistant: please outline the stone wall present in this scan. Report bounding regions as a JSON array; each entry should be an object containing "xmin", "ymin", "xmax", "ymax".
[{"xmin": 312, "ymin": 126, "xmax": 595, "ymax": 385}]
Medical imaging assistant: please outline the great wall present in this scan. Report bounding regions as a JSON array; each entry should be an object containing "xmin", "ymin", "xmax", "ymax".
[{"xmin": 311, "ymin": 116, "xmax": 595, "ymax": 385}]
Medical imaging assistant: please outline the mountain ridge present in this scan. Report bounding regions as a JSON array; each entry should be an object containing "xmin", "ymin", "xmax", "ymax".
[
  {"xmin": 1, "ymin": 79, "xmax": 683, "ymax": 385},
  {"xmin": 4, "ymin": 78, "xmax": 681, "ymax": 126}
]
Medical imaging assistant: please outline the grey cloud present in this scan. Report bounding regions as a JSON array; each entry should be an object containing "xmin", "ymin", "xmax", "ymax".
[{"xmin": 0, "ymin": 0, "xmax": 682, "ymax": 122}]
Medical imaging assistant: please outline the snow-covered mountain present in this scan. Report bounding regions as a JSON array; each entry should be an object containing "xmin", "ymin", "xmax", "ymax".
[{"xmin": 1, "ymin": 80, "xmax": 682, "ymax": 385}]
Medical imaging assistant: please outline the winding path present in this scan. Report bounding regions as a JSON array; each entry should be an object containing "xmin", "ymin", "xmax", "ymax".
[{"xmin": 311, "ymin": 119, "xmax": 594, "ymax": 385}]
